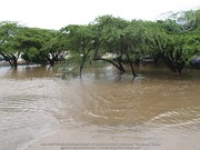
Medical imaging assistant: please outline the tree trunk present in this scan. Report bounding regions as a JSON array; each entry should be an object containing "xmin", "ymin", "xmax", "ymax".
[
  {"xmin": 8, "ymin": 60, "xmax": 14, "ymax": 68},
  {"xmin": 93, "ymin": 48, "xmax": 125, "ymax": 73},
  {"xmin": 93, "ymin": 58, "xmax": 125, "ymax": 73},
  {"xmin": 12, "ymin": 56, "xmax": 18, "ymax": 68},
  {"xmin": 79, "ymin": 56, "xmax": 86, "ymax": 78},
  {"xmin": 79, "ymin": 49, "xmax": 91, "ymax": 78},
  {"xmin": 178, "ymin": 69, "xmax": 182, "ymax": 75},
  {"xmin": 126, "ymin": 53, "xmax": 137, "ymax": 78},
  {"xmin": 0, "ymin": 51, "xmax": 14, "ymax": 67},
  {"xmin": 46, "ymin": 56, "xmax": 54, "ymax": 67},
  {"xmin": 49, "ymin": 59, "xmax": 55, "ymax": 67},
  {"xmin": 117, "ymin": 58, "xmax": 125, "ymax": 72}
]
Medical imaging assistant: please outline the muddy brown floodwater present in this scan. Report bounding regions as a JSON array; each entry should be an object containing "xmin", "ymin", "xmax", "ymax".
[{"xmin": 0, "ymin": 64, "xmax": 200, "ymax": 150}]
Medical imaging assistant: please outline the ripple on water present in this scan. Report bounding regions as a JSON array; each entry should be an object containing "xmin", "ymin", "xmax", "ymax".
[
  {"xmin": 59, "ymin": 77, "xmax": 200, "ymax": 133},
  {"xmin": 1, "ymin": 66, "xmax": 200, "ymax": 150},
  {"xmin": 147, "ymin": 108, "xmax": 200, "ymax": 131}
]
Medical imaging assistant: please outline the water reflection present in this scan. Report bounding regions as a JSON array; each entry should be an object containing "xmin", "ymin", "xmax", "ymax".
[{"xmin": 0, "ymin": 65, "xmax": 55, "ymax": 79}]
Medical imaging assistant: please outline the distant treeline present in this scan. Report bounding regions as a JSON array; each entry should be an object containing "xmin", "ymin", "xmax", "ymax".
[{"xmin": 0, "ymin": 9, "xmax": 200, "ymax": 77}]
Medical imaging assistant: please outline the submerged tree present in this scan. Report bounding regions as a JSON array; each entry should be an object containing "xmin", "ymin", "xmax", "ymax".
[
  {"xmin": 61, "ymin": 24, "xmax": 95, "ymax": 77},
  {"xmin": 92, "ymin": 15, "xmax": 129, "ymax": 74},
  {"xmin": 14, "ymin": 27, "xmax": 47, "ymax": 65},
  {"xmin": 153, "ymin": 9, "xmax": 198, "ymax": 74},
  {"xmin": 0, "ymin": 22, "xmax": 58, "ymax": 67},
  {"xmin": 91, "ymin": 15, "xmax": 151, "ymax": 78},
  {"xmin": 0, "ymin": 21, "xmax": 21, "ymax": 68},
  {"xmin": 39, "ymin": 30, "xmax": 68, "ymax": 67},
  {"xmin": 1, "ymin": 9, "xmax": 200, "ymax": 78}
]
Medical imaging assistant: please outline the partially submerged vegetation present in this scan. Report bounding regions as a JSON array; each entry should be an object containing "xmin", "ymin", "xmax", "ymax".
[{"xmin": 1, "ymin": 9, "xmax": 200, "ymax": 78}]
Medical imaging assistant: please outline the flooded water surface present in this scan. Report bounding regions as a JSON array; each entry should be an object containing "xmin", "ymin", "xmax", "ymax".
[{"xmin": 0, "ymin": 65, "xmax": 200, "ymax": 150}]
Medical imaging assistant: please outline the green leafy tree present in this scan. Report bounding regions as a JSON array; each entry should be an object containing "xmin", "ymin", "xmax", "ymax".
[
  {"xmin": 39, "ymin": 30, "xmax": 68, "ymax": 66},
  {"xmin": 61, "ymin": 24, "xmax": 95, "ymax": 77},
  {"xmin": 14, "ymin": 27, "xmax": 46, "ymax": 64},
  {"xmin": 92, "ymin": 15, "xmax": 141, "ymax": 77},
  {"xmin": 0, "ymin": 21, "xmax": 21, "ymax": 68}
]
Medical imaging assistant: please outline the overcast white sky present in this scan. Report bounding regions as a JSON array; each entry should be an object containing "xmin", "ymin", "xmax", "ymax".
[{"xmin": 0, "ymin": 0, "xmax": 200, "ymax": 30}]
